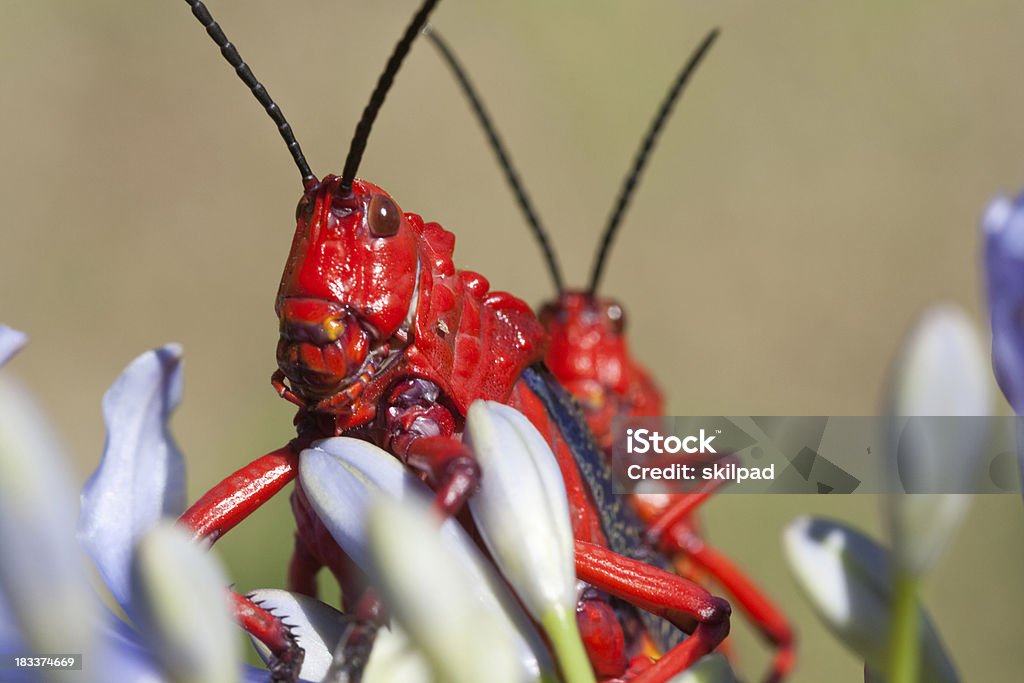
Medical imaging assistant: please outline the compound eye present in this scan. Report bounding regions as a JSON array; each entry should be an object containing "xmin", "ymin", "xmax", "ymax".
[
  {"xmin": 295, "ymin": 194, "xmax": 315, "ymax": 222},
  {"xmin": 606, "ymin": 303, "xmax": 626, "ymax": 335},
  {"xmin": 367, "ymin": 193, "xmax": 401, "ymax": 237}
]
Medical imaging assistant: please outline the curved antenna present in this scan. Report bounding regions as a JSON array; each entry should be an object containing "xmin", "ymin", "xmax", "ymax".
[
  {"xmin": 587, "ymin": 28, "xmax": 720, "ymax": 294},
  {"xmin": 425, "ymin": 26, "xmax": 565, "ymax": 293},
  {"xmin": 184, "ymin": 0, "xmax": 315, "ymax": 184},
  {"xmin": 340, "ymin": 0, "xmax": 442, "ymax": 193}
]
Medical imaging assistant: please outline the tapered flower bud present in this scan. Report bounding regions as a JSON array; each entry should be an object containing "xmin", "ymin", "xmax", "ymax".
[
  {"xmin": 783, "ymin": 517, "xmax": 958, "ymax": 682},
  {"xmin": 130, "ymin": 522, "xmax": 239, "ymax": 683},
  {"xmin": 464, "ymin": 400, "xmax": 595, "ymax": 683}
]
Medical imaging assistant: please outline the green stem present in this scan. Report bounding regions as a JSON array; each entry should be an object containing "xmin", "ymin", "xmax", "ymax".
[
  {"xmin": 541, "ymin": 607, "xmax": 597, "ymax": 683},
  {"xmin": 887, "ymin": 571, "xmax": 920, "ymax": 683}
]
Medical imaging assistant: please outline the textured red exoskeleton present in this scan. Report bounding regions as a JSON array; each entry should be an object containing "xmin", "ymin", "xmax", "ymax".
[
  {"xmin": 174, "ymin": 1, "xmax": 729, "ymax": 682},
  {"xmin": 426, "ymin": 25, "xmax": 795, "ymax": 683}
]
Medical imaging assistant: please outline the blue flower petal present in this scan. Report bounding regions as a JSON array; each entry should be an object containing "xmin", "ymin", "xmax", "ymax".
[
  {"xmin": 0, "ymin": 326, "xmax": 27, "ymax": 368},
  {"xmin": 983, "ymin": 189, "xmax": 1024, "ymax": 413},
  {"xmin": 101, "ymin": 610, "xmax": 303, "ymax": 683},
  {"xmin": 982, "ymin": 190, "xmax": 1024, "ymax": 493},
  {"xmin": 0, "ymin": 359, "xmax": 98, "ymax": 666},
  {"xmin": 78, "ymin": 345, "xmax": 186, "ymax": 616},
  {"xmin": 94, "ymin": 611, "xmax": 171, "ymax": 682},
  {"xmin": 0, "ymin": 591, "xmax": 29, "ymax": 674}
]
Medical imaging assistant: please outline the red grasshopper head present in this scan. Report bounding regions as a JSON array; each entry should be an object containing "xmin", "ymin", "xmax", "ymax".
[
  {"xmin": 540, "ymin": 292, "xmax": 664, "ymax": 447},
  {"xmin": 180, "ymin": 0, "xmax": 443, "ymax": 424},
  {"xmin": 275, "ymin": 175, "xmax": 419, "ymax": 406}
]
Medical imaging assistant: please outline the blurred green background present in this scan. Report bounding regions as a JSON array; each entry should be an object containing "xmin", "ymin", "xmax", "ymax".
[{"xmin": 1, "ymin": 1, "xmax": 1022, "ymax": 680}]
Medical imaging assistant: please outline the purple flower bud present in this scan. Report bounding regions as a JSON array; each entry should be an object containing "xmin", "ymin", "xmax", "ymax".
[
  {"xmin": 983, "ymin": 189, "xmax": 1024, "ymax": 413},
  {"xmin": 982, "ymin": 189, "xmax": 1024, "ymax": 495}
]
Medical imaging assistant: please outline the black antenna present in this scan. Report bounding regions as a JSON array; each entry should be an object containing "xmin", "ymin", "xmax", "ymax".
[
  {"xmin": 587, "ymin": 28, "xmax": 720, "ymax": 294},
  {"xmin": 425, "ymin": 26, "xmax": 565, "ymax": 293},
  {"xmin": 340, "ymin": 0, "xmax": 442, "ymax": 193},
  {"xmin": 184, "ymin": 0, "xmax": 315, "ymax": 184}
]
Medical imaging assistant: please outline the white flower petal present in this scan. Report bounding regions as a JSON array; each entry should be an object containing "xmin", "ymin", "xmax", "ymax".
[
  {"xmin": 361, "ymin": 624, "xmax": 432, "ymax": 683},
  {"xmin": 0, "ymin": 326, "xmax": 27, "ymax": 368},
  {"xmin": 783, "ymin": 517, "xmax": 959, "ymax": 682},
  {"xmin": 884, "ymin": 307, "xmax": 990, "ymax": 574},
  {"xmin": 130, "ymin": 522, "xmax": 238, "ymax": 683},
  {"xmin": 0, "ymin": 351, "xmax": 98, "ymax": 669},
  {"xmin": 300, "ymin": 437, "xmax": 551, "ymax": 679},
  {"xmin": 887, "ymin": 306, "xmax": 991, "ymax": 418},
  {"xmin": 299, "ymin": 438, "xmax": 429, "ymax": 572},
  {"xmin": 246, "ymin": 589, "xmax": 353, "ymax": 682},
  {"xmin": 367, "ymin": 496, "xmax": 524, "ymax": 683},
  {"xmin": 79, "ymin": 345, "xmax": 187, "ymax": 615},
  {"xmin": 886, "ymin": 494, "xmax": 971, "ymax": 577},
  {"xmin": 465, "ymin": 401, "xmax": 576, "ymax": 618},
  {"xmin": 464, "ymin": 401, "xmax": 593, "ymax": 682}
]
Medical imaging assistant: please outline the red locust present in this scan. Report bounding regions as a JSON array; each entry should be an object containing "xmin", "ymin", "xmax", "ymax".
[{"xmin": 172, "ymin": 1, "xmax": 730, "ymax": 682}]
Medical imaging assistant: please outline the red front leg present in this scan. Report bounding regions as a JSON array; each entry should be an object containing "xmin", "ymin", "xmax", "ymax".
[
  {"xmin": 401, "ymin": 435, "xmax": 481, "ymax": 515},
  {"xmin": 575, "ymin": 541, "xmax": 731, "ymax": 683},
  {"xmin": 643, "ymin": 494, "xmax": 795, "ymax": 683},
  {"xmin": 669, "ymin": 527, "xmax": 795, "ymax": 683},
  {"xmin": 288, "ymin": 531, "xmax": 323, "ymax": 598},
  {"xmin": 177, "ymin": 443, "xmax": 304, "ymax": 681},
  {"xmin": 179, "ymin": 443, "xmax": 300, "ymax": 543},
  {"xmin": 233, "ymin": 591, "xmax": 305, "ymax": 681}
]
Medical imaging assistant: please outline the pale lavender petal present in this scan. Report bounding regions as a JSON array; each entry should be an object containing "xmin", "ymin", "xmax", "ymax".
[
  {"xmin": 94, "ymin": 612, "xmax": 169, "ymax": 683},
  {"xmin": 0, "ymin": 326, "xmax": 27, "ymax": 368},
  {"xmin": 0, "ymin": 364, "xmax": 98, "ymax": 673},
  {"xmin": 79, "ymin": 345, "xmax": 186, "ymax": 615},
  {"xmin": 102, "ymin": 611, "xmax": 296, "ymax": 683},
  {"xmin": 0, "ymin": 591, "xmax": 29, "ymax": 675}
]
